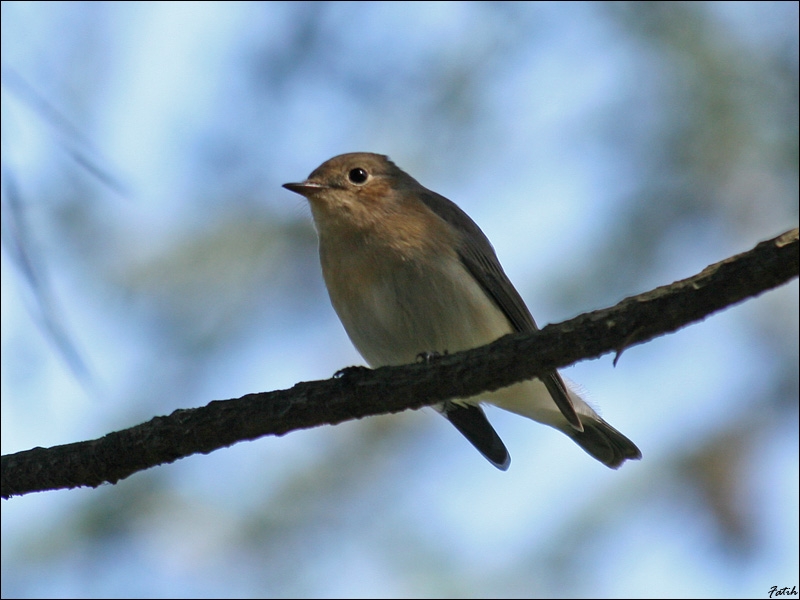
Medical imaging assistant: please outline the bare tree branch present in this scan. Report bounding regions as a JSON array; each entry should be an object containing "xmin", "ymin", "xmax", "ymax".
[{"xmin": 2, "ymin": 229, "xmax": 797, "ymax": 499}]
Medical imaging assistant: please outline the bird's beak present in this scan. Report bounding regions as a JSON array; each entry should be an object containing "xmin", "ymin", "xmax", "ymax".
[{"xmin": 282, "ymin": 181, "xmax": 326, "ymax": 196}]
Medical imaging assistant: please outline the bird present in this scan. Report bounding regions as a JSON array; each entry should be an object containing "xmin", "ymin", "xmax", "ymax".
[{"xmin": 283, "ymin": 152, "xmax": 641, "ymax": 470}]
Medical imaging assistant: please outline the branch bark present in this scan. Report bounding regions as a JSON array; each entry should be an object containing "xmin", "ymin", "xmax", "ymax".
[{"xmin": 2, "ymin": 229, "xmax": 797, "ymax": 498}]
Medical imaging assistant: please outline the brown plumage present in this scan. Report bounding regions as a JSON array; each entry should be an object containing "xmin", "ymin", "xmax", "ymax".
[{"xmin": 284, "ymin": 153, "xmax": 641, "ymax": 470}]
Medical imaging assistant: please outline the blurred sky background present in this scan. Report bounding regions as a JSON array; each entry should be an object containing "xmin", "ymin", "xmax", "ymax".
[{"xmin": 1, "ymin": 1, "xmax": 798, "ymax": 598}]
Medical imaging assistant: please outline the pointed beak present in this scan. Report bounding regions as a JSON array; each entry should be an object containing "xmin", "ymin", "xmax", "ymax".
[{"xmin": 282, "ymin": 181, "xmax": 326, "ymax": 196}]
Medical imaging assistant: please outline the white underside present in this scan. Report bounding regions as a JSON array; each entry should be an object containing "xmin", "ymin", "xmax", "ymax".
[{"xmin": 324, "ymin": 250, "xmax": 599, "ymax": 432}]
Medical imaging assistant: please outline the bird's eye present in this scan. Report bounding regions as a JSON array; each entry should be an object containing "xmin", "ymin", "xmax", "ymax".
[{"xmin": 348, "ymin": 168, "xmax": 369, "ymax": 185}]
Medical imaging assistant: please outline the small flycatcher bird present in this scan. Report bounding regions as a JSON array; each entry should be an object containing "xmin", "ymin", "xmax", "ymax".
[{"xmin": 284, "ymin": 153, "xmax": 641, "ymax": 470}]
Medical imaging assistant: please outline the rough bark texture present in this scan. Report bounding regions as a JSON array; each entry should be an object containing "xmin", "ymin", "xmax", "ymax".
[{"xmin": 2, "ymin": 229, "xmax": 797, "ymax": 498}]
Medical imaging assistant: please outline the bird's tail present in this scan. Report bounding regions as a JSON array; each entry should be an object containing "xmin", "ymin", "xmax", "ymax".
[
  {"xmin": 486, "ymin": 378, "xmax": 642, "ymax": 469},
  {"xmin": 562, "ymin": 414, "xmax": 641, "ymax": 468},
  {"xmin": 440, "ymin": 401, "xmax": 511, "ymax": 470}
]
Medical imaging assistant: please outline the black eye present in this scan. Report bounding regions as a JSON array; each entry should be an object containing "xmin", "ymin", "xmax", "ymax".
[{"xmin": 348, "ymin": 167, "xmax": 369, "ymax": 185}]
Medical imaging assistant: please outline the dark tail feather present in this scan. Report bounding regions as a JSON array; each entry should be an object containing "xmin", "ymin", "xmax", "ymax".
[
  {"xmin": 542, "ymin": 371, "xmax": 583, "ymax": 431},
  {"xmin": 565, "ymin": 416, "xmax": 642, "ymax": 469},
  {"xmin": 442, "ymin": 402, "xmax": 510, "ymax": 470}
]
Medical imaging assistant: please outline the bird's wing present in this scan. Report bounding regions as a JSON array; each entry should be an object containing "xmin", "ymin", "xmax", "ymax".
[{"xmin": 419, "ymin": 190, "xmax": 583, "ymax": 432}]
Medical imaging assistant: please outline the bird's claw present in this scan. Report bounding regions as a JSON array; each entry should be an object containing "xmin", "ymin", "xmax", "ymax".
[
  {"xmin": 333, "ymin": 365, "xmax": 369, "ymax": 379},
  {"xmin": 415, "ymin": 350, "xmax": 448, "ymax": 364}
]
